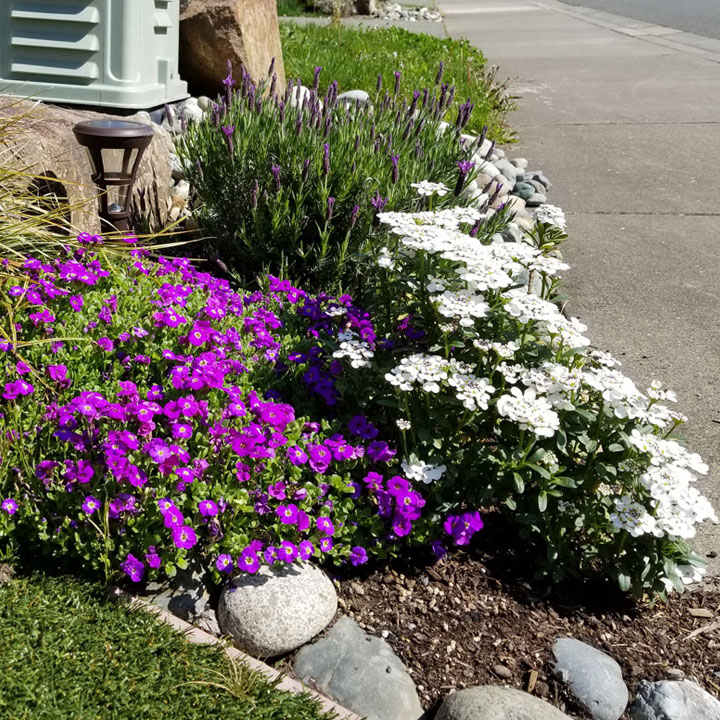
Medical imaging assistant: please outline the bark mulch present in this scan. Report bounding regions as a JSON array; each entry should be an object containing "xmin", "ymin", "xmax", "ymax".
[{"xmin": 332, "ymin": 515, "xmax": 720, "ymax": 718}]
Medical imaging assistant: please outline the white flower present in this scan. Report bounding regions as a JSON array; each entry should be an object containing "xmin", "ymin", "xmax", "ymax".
[
  {"xmin": 447, "ymin": 373, "xmax": 495, "ymax": 411},
  {"xmin": 377, "ymin": 247, "xmax": 395, "ymax": 269},
  {"xmin": 496, "ymin": 386, "xmax": 559, "ymax": 438},
  {"xmin": 609, "ymin": 496, "xmax": 660, "ymax": 537},
  {"xmin": 502, "ymin": 289, "xmax": 561, "ymax": 325},
  {"xmin": 396, "ymin": 419, "xmax": 412, "ymax": 431},
  {"xmin": 534, "ymin": 204, "xmax": 567, "ymax": 230},
  {"xmin": 324, "ymin": 306, "xmax": 347, "ymax": 317},
  {"xmin": 333, "ymin": 340, "xmax": 374, "ymax": 369},
  {"xmin": 411, "ymin": 181, "xmax": 450, "ymax": 197},
  {"xmin": 434, "ymin": 290, "xmax": 489, "ymax": 326},
  {"xmin": 401, "ymin": 458, "xmax": 446, "ymax": 484},
  {"xmin": 473, "ymin": 339, "xmax": 519, "ymax": 359}
]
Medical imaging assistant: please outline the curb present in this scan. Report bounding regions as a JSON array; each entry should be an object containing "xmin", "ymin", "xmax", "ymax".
[
  {"xmin": 108, "ymin": 587, "xmax": 363, "ymax": 720},
  {"xmin": 533, "ymin": 0, "xmax": 720, "ymax": 65}
]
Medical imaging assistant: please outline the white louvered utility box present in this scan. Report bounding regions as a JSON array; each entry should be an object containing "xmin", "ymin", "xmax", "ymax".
[{"xmin": 0, "ymin": 0, "xmax": 188, "ymax": 109}]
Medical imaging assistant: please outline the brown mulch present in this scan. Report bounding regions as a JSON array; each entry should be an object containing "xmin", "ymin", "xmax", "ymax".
[{"xmin": 328, "ymin": 516, "xmax": 720, "ymax": 718}]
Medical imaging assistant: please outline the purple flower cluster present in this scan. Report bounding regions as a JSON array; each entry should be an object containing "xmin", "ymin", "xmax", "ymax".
[{"xmin": 0, "ymin": 247, "xmax": 428, "ymax": 584}]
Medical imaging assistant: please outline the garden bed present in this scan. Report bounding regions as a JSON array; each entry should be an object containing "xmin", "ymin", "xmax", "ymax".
[{"xmin": 321, "ymin": 515, "xmax": 720, "ymax": 717}]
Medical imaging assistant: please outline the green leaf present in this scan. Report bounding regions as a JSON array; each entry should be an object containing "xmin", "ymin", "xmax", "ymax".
[
  {"xmin": 617, "ymin": 572, "xmax": 631, "ymax": 592},
  {"xmin": 537, "ymin": 491, "xmax": 548, "ymax": 512},
  {"xmin": 513, "ymin": 472, "xmax": 525, "ymax": 494},
  {"xmin": 607, "ymin": 443, "xmax": 624, "ymax": 453}
]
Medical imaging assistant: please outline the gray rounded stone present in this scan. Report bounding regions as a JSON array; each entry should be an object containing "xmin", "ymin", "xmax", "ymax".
[
  {"xmin": 510, "ymin": 157, "xmax": 529, "ymax": 169},
  {"xmin": 495, "ymin": 158, "xmax": 518, "ymax": 182},
  {"xmin": 218, "ymin": 562, "xmax": 337, "ymax": 657},
  {"xmin": 526, "ymin": 192, "xmax": 547, "ymax": 207},
  {"xmin": 512, "ymin": 182, "xmax": 535, "ymax": 200},
  {"xmin": 553, "ymin": 638, "xmax": 628, "ymax": 720},
  {"xmin": 294, "ymin": 616, "xmax": 423, "ymax": 720},
  {"xmin": 630, "ymin": 680, "xmax": 720, "ymax": 720},
  {"xmin": 337, "ymin": 89, "xmax": 370, "ymax": 106},
  {"xmin": 436, "ymin": 686, "xmax": 574, "ymax": 720}
]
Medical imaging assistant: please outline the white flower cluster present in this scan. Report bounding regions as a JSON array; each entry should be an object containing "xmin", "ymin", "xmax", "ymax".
[
  {"xmin": 333, "ymin": 339, "xmax": 374, "ymax": 368},
  {"xmin": 411, "ymin": 181, "xmax": 450, "ymax": 197},
  {"xmin": 448, "ymin": 373, "xmax": 495, "ymax": 411},
  {"xmin": 434, "ymin": 289, "xmax": 489, "ymax": 327},
  {"xmin": 402, "ymin": 458, "xmax": 447, "ymax": 484},
  {"xmin": 385, "ymin": 353, "xmax": 475, "ymax": 394},
  {"xmin": 473, "ymin": 339, "xmax": 519, "ymax": 359},
  {"xmin": 535, "ymin": 203, "xmax": 567, "ymax": 230},
  {"xmin": 496, "ymin": 386, "xmax": 560, "ymax": 438}
]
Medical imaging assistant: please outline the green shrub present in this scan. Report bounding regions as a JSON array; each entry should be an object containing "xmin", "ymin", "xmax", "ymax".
[
  {"xmin": 280, "ymin": 23, "xmax": 515, "ymax": 141},
  {"xmin": 177, "ymin": 64, "xmax": 481, "ymax": 292}
]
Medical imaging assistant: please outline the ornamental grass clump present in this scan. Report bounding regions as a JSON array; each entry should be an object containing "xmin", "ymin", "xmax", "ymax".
[
  {"xmin": 0, "ymin": 241, "xmax": 443, "ymax": 585},
  {"xmin": 275, "ymin": 189, "xmax": 717, "ymax": 597},
  {"xmin": 177, "ymin": 61, "xmax": 482, "ymax": 291}
]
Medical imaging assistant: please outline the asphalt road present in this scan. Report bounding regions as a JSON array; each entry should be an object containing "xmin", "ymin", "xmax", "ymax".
[{"xmin": 560, "ymin": 0, "xmax": 720, "ymax": 39}]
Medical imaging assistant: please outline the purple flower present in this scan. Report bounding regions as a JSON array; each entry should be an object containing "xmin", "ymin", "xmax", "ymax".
[
  {"xmin": 216, "ymin": 554, "xmax": 233, "ymax": 573},
  {"xmin": 172, "ymin": 525, "xmax": 197, "ymax": 549},
  {"xmin": 222, "ymin": 125, "xmax": 235, "ymax": 153},
  {"xmin": 145, "ymin": 546, "xmax": 162, "ymax": 569},
  {"xmin": 322, "ymin": 143, "xmax": 330, "ymax": 176},
  {"xmin": 299, "ymin": 540, "xmax": 315, "ymax": 561},
  {"xmin": 319, "ymin": 537, "xmax": 334, "ymax": 553},
  {"xmin": 454, "ymin": 160, "xmax": 475, "ymax": 196},
  {"xmin": 287, "ymin": 445, "xmax": 308, "ymax": 466},
  {"xmin": 263, "ymin": 546, "xmax": 278, "ymax": 566},
  {"xmin": 171, "ymin": 423, "xmax": 193, "ymax": 440},
  {"xmin": 394, "ymin": 70, "xmax": 401, "ymax": 95},
  {"xmin": 120, "ymin": 553, "xmax": 144, "ymax": 582},
  {"xmin": 198, "ymin": 499, "xmax": 219, "ymax": 517},
  {"xmin": 350, "ymin": 546, "xmax": 368, "ymax": 566},
  {"xmin": 239, "ymin": 547, "xmax": 260, "ymax": 574},
  {"xmin": 431, "ymin": 540, "xmax": 448, "ymax": 558},
  {"xmin": 1, "ymin": 498, "xmax": 18, "ymax": 515},
  {"xmin": 81, "ymin": 496, "xmax": 100, "ymax": 515},
  {"xmin": 278, "ymin": 541, "xmax": 298, "ymax": 563},
  {"xmin": 276, "ymin": 503, "xmax": 299, "ymax": 525},
  {"xmin": 444, "ymin": 511, "xmax": 483, "ymax": 546},
  {"xmin": 316, "ymin": 516, "xmax": 335, "ymax": 536},
  {"xmin": 327, "ymin": 196, "xmax": 335, "ymax": 222},
  {"xmin": 390, "ymin": 154, "xmax": 399, "ymax": 185},
  {"xmin": 271, "ymin": 164, "xmax": 282, "ymax": 192},
  {"xmin": 268, "ymin": 481, "xmax": 286, "ymax": 500},
  {"xmin": 308, "ymin": 444, "xmax": 332, "ymax": 473},
  {"xmin": 48, "ymin": 364, "xmax": 68, "ymax": 383},
  {"xmin": 367, "ymin": 441, "xmax": 396, "ymax": 463},
  {"xmin": 162, "ymin": 505, "xmax": 184, "ymax": 529}
]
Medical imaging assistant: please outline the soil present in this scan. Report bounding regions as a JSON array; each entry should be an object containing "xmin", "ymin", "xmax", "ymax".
[{"xmin": 324, "ymin": 514, "xmax": 720, "ymax": 718}]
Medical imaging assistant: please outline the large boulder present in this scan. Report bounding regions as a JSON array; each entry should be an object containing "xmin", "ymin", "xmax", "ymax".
[
  {"xmin": 0, "ymin": 99, "xmax": 173, "ymax": 233},
  {"xmin": 435, "ymin": 686, "xmax": 574, "ymax": 720},
  {"xmin": 294, "ymin": 616, "xmax": 424, "ymax": 720},
  {"xmin": 179, "ymin": 0, "xmax": 285, "ymax": 95},
  {"xmin": 218, "ymin": 562, "xmax": 336, "ymax": 657}
]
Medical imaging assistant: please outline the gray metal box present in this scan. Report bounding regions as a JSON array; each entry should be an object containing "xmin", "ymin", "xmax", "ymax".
[{"xmin": 0, "ymin": 0, "xmax": 188, "ymax": 109}]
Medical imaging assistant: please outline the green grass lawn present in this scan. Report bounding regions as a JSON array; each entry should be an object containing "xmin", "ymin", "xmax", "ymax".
[
  {"xmin": 277, "ymin": 0, "xmax": 320, "ymax": 16},
  {"xmin": 0, "ymin": 572, "xmax": 334, "ymax": 720},
  {"xmin": 280, "ymin": 22, "xmax": 516, "ymax": 142}
]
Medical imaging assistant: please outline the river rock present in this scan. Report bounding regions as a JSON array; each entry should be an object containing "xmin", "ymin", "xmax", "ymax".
[
  {"xmin": 294, "ymin": 616, "xmax": 423, "ymax": 720},
  {"xmin": 337, "ymin": 90, "xmax": 370, "ymax": 107},
  {"xmin": 436, "ymin": 686, "xmax": 574, "ymax": 720},
  {"xmin": 218, "ymin": 562, "xmax": 336, "ymax": 657},
  {"xmin": 495, "ymin": 158, "xmax": 518, "ymax": 182},
  {"xmin": 631, "ymin": 680, "xmax": 720, "ymax": 720},
  {"xmin": 180, "ymin": 0, "xmax": 286, "ymax": 94},
  {"xmin": 180, "ymin": 97, "xmax": 204, "ymax": 123},
  {"xmin": 527, "ymin": 192, "xmax": 547, "ymax": 207},
  {"xmin": 511, "ymin": 157, "xmax": 529, "ymax": 169},
  {"xmin": 0, "ymin": 99, "xmax": 173, "ymax": 233},
  {"xmin": 554, "ymin": 638, "xmax": 628, "ymax": 720},
  {"xmin": 512, "ymin": 181, "xmax": 535, "ymax": 200}
]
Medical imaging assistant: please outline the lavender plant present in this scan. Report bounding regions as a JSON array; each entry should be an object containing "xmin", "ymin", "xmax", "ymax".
[{"xmin": 177, "ymin": 62, "xmax": 481, "ymax": 292}]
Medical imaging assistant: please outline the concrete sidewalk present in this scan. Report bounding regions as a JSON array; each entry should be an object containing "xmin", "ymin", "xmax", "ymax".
[{"xmin": 439, "ymin": 0, "xmax": 720, "ymax": 571}]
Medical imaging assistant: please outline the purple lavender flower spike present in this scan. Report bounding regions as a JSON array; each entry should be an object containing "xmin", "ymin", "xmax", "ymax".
[
  {"xmin": 394, "ymin": 70, "xmax": 401, "ymax": 95},
  {"xmin": 313, "ymin": 65, "xmax": 322, "ymax": 91},
  {"xmin": 454, "ymin": 160, "xmax": 475, "ymax": 196},
  {"xmin": 251, "ymin": 179, "xmax": 259, "ymax": 210},
  {"xmin": 350, "ymin": 204, "xmax": 360, "ymax": 229},
  {"xmin": 376, "ymin": 73, "xmax": 382, "ymax": 93},
  {"xmin": 271, "ymin": 164, "xmax": 281, "ymax": 192},
  {"xmin": 435, "ymin": 61, "xmax": 444, "ymax": 85},
  {"xmin": 327, "ymin": 196, "xmax": 335, "ymax": 222},
  {"xmin": 322, "ymin": 142, "xmax": 330, "ymax": 176},
  {"xmin": 390, "ymin": 154, "xmax": 399, "ymax": 184},
  {"xmin": 222, "ymin": 124, "xmax": 235, "ymax": 154}
]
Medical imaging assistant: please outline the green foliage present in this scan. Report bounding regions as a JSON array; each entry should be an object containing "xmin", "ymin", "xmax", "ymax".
[
  {"xmin": 280, "ymin": 22, "xmax": 515, "ymax": 141},
  {"xmin": 178, "ymin": 66, "xmax": 478, "ymax": 291},
  {"xmin": 0, "ymin": 572, "xmax": 335, "ymax": 720},
  {"xmin": 276, "ymin": 0, "xmax": 319, "ymax": 16}
]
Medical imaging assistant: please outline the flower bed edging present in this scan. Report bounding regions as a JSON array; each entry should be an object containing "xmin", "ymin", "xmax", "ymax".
[{"xmin": 109, "ymin": 586, "xmax": 363, "ymax": 720}]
